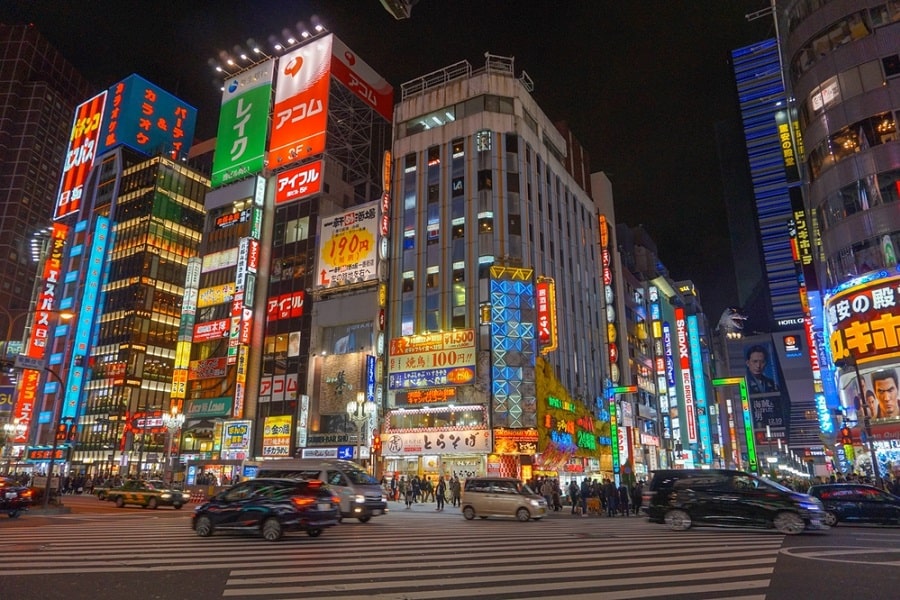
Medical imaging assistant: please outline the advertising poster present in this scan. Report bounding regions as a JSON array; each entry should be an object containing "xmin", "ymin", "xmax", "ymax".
[
  {"xmin": 97, "ymin": 75, "xmax": 197, "ymax": 160},
  {"xmin": 315, "ymin": 201, "xmax": 379, "ymax": 289},
  {"xmin": 262, "ymin": 415, "xmax": 292, "ymax": 457},
  {"xmin": 268, "ymin": 35, "xmax": 333, "ymax": 169},
  {"xmin": 54, "ymin": 91, "xmax": 106, "ymax": 220},
  {"xmin": 212, "ymin": 60, "xmax": 274, "ymax": 187},
  {"xmin": 743, "ymin": 340, "xmax": 788, "ymax": 432}
]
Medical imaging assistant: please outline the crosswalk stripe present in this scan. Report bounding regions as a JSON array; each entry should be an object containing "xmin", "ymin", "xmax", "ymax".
[{"xmin": 0, "ymin": 516, "xmax": 786, "ymax": 598}]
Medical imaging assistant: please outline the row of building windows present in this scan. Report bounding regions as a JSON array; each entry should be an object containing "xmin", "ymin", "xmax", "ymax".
[
  {"xmin": 799, "ymin": 56, "xmax": 893, "ymax": 131},
  {"xmin": 825, "ymin": 230, "xmax": 900, "ymax": 286},
  {"xmin": 789, "ymin": 4, "xmax": 900, "ymax": 84},
  {"xmin": 806, "ymin": 110, "xmax": 897, "ymax": 181},
  {"xmin": 398, "ymin": 94, "xmax": 515, "ymax": 137},
  {"xmin": 816, "ymin": 167, "xmax": 900, "ymax": 229}
]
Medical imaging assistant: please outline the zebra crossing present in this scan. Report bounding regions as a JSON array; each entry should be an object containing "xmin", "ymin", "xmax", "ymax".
[{"xmin": 0, "ymin": 512, "xmax": 784, "ymax": 599}]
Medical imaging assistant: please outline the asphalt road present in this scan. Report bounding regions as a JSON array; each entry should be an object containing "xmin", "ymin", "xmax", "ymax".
[{"xmin": 1, "ymin": 496, "xmax": 898, "ymax": 600}]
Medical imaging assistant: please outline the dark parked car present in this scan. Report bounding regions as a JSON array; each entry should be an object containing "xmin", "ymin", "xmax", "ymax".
[
  {"xmin": 807, "ymin": 483, "xmax": 900, "ymax": 526},
  {"xmin": 0, "ymin": 476, "xmax": 33, "ymax": 518},
  {"xmin": 192, "ymin": 477, "xmax": 340, "ymax": 541},
  {"xmin": 642, "ymin": 468, "xmax": 826, "ymax": 535}
]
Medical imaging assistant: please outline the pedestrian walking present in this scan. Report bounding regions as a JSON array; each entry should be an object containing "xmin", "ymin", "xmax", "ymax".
[
  {"xmin": 450, "ymin": 476, "xmax": 461, "ymax": 507},
  {"xmin": 631, "ymin": 481, "xmax": 644, "ymax": 516},
  {"xmin": 568, "ymin": 480, "xmax": 580, "ymax": 515},
  {"xmin": 435, "ymin": 476, "xmax": 446, "ymax": 511}
]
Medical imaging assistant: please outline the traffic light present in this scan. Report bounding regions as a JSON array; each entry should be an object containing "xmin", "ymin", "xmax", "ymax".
[{"xmin": 371, "ymin": 431, "xmax": 382, "ymax": 455}]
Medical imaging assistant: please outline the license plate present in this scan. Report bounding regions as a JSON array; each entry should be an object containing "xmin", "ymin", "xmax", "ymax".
[
  {"xmin": 317, "ymin": 503, "xmax": 331, "ymax": 510},
  {"xmin": 372, "ymin": 509, "xmax": 383, "ymax": 516},
  {"xmin": 5, "ymin": 492, "xmax": 16, "ymax": 499}
]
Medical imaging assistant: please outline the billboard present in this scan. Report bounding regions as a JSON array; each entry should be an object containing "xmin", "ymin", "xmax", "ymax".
[
  {"xmin": 826, "ymin": 274, "xmax": 900, "ymax": 365},
  {"xmin": 54, "ymin": 92, "xmax": 107, "ymax": 220},
  {"xmin": 536, "ymin": 277, "xmax": 558, "ymax": 354},
  {"xmin": 211, "ymin": 60, "xmax": 274, "ymax": 187},
  {"xmin": 674, "ymin": 308, "xmax": 697, "ymax": 444},
  {"xmin": 315, "ymin": 201, "xmax": 378, "ymax": 289},
  {"xmin": 388, "ymin": 330, "xmax": 476, "ymax": 390},
  {"xmin": 97, "ymin": 75, "xmax": 197, "ymax": 160},
  {"xmin": 382, "ymin": 429, "xmax": 491, "ymax": 456},
  {"xmin": 275, "ymin": 160, "xmax": 323, "ymax": 204},
  {"xmin": 63, "ymin": 216, "xmax": 110, "ymax": 422},
  {"xmin": 268, "ymin": 35, "xmax": 333, "ymax": 169},
  {"xmin": 262, "ymin": 415, "xmax": 292, "ymax": 457},
  {"xmin": 330, "ymin": 35, "xmax": 394, "ymax": 122}
]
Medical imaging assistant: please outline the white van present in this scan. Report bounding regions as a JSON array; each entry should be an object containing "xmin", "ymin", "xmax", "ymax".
[{"xmin": 249, "ymin": 459, "xmax": 388, "ymax": 522}]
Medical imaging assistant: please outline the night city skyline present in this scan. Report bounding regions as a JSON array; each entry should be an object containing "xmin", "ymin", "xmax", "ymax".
[{"xmin": 2, "ymin": 0, "xmax": 775, "ymax": 319}]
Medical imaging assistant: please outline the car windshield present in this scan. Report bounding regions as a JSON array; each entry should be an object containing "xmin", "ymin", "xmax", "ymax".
[
  {"xmin": 521, "ymin": 483, "xmax": 536, "ymax": 495},
  {"xmin": 754, "ymin": 475, "xmax": 793, "ymax": 493},
  {"xmin": 343, "ymin": 464, "xmax": 378, "ymax": 485}
]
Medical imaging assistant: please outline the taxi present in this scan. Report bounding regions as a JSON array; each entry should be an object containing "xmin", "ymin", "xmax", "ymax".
[{"xmin": 107, "ymin": 479, "xmax": 190, "ymax": 509}]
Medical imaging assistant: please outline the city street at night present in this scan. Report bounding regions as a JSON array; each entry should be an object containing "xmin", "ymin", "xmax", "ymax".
[{"xmin": 2, "ymin": 496, "xmax": 899, "ymax": 600}]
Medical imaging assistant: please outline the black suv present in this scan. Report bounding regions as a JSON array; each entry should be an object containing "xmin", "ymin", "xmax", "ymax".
[
  {"xmin": 642, "ymin": 469, "xmax": 826, "ymax": 534},
  {"xmin": 192, "ymin": 478, "xmax": 339, "ymax": 541},
  {"xmin": 807, "ymin": 483, "xmax": 900, "ymax": 526}
]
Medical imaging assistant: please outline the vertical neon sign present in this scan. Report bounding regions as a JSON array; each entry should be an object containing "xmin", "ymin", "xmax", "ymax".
[
  {"xmin": 713, "ymin": 377, "xmax": 757, "ymax": 473},
  {"xmin": 609, "ymin": 395, "xmax": 619, "ymax": 476}
]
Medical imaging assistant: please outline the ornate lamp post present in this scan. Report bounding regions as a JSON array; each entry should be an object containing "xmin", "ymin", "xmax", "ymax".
[
  {"xmin": 162, "ymin": 407, "xmax": 185, "ymax": 484},
  {"xmin": 346, "ymin": 391, "xmax": 376, "ymax": 464}
]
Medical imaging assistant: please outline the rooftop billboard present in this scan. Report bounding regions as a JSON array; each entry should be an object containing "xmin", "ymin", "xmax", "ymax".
[{"xmin": 97, "ymin": 74, "xmax": 197, "ymax": 160}]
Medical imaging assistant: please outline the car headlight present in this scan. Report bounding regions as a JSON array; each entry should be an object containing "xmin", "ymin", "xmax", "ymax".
[
  {"xmin": 797, "ymin": 502, "xmax": 821, "ymax": 511},
  {"xmin": 161, "ymin": 493, "xmax": 172, "ymax": 499},
  {"xmin": 529, "ymin": 499, "xmax": 542, "ymax": 507},
  {"xmin": 354, "ymin": 495, "xmax": 366, "ymax": 504}
]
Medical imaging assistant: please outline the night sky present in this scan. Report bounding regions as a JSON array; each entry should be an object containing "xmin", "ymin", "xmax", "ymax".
[{"xmin": 3, "ymin": 1, "xmax": 775, "ymax": 319}]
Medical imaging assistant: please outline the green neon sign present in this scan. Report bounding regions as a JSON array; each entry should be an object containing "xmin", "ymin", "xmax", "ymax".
[{"xmin": 712, "ymin": 377, "xmax": 757, "ymax": 473}]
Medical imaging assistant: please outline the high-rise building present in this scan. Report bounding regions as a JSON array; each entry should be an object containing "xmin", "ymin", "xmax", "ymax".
[
  {"xmin": 19, "ymin": 74, "xmax": 204, "ymax": 474},
  {"xmin": 386, "ymin": 54, "xmax": 607, "ymax": 480},
  {"xmin": 175, "ymin": 31, "xmax": 392, "ymax": 483},
  {"xmin": 777, "ymin": 0, "xmax": 900, "ymax": 478},
  {"xmin": 0, "ymin": 24, "xmax": 91, "ymax": 341},
  {"xmin": 731, "ymin": 37, "xmax": 804, "ymax": 329}
]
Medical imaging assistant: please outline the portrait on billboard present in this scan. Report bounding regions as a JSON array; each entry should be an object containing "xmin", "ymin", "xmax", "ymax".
[
  {"xmin": 838, "ymin": 362, "xmax": 900, "ymax": 422},
  {"xmin": 744, "ymin": 343, "xmax": 780, "ymax": 394}
]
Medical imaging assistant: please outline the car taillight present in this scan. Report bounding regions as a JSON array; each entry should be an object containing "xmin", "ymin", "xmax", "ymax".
[
  {"xmin": 291, "ymin": 496, "xmax": 315, "ymax": 508},
  {"xmin": 331, "ymin": 495, "xmax": 340, "ymax": 505}
]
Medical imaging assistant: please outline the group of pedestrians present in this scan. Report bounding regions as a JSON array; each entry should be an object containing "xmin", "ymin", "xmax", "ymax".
[
  {"xmin": 383, "ymin": 474, "xmax": 461, "ymax": 510},
  {"xmin": 545, "ymin": 476, "xmax": 644, "ymax": 517}
]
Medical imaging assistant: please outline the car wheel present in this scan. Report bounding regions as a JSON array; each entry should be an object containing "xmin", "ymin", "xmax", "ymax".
[
  {"xmin": 115, "ymin": 496, "xmax": 125, "ymax": 508},
  {"xmin": 147, "ymin": 497, "xmax": 158, "ymax": 509},
  {"xmin": 262, "ymin": 517, "xmax": 284, "ymax": 541},
  {"xmin": 823, "ymin": 511, "xmax": 838, "ymax": 527},
  {"xmin": 358, "ymin": 515, "xmax": 371, "ymax": 523},
  {"xmin": 774, "ymin": 511, "xmax": 805, "ymax": 535},
  {"xmin": 194, "ymin": 515, "xmax": 214, "ymax": 537},
  {"xmin": 463, "ymin": 506, "xmax": 476, "ymax": 520},
  {"xmin": 307, "ymin": 528, "xmax": 322, "ymax": 537},
  {"xmin": 516, "ymin": 508, "xmax": 531, "ymax": 522},
  {"xmin": 98, "ymin": 493, "xmax": 106, "ymax": 501},
  {"xmin": 664, "ymin": 509, "xmax": 692, "ymax": 531},
  {"xmin": 8, "ymin": 510, "xmax": 21, "ymax": 518},
  {"xmin": 173, "ymin": 503, "xmax": 183, "ymax": 510}
]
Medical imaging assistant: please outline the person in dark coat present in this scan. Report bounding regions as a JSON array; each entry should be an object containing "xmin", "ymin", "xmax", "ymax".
[{"xmin": 618, "ymin": 483, "xmax": 630, "ymax": 516}]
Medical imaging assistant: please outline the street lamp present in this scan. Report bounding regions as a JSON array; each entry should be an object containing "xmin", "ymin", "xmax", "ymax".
[
  {"xmin": 3, "ymin": 418, "xmax": 26, "ymax": 474},
  {"xmin": 162, "ymin": 407, "xmax": 185, "ymax": 484},
  {"xmin": 346, "ymin": 391, "xmax": 376, "ymax": 464},
  {"xmin": 835, "ymin": 354, "xmax": 884, "ymax": 489}
]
